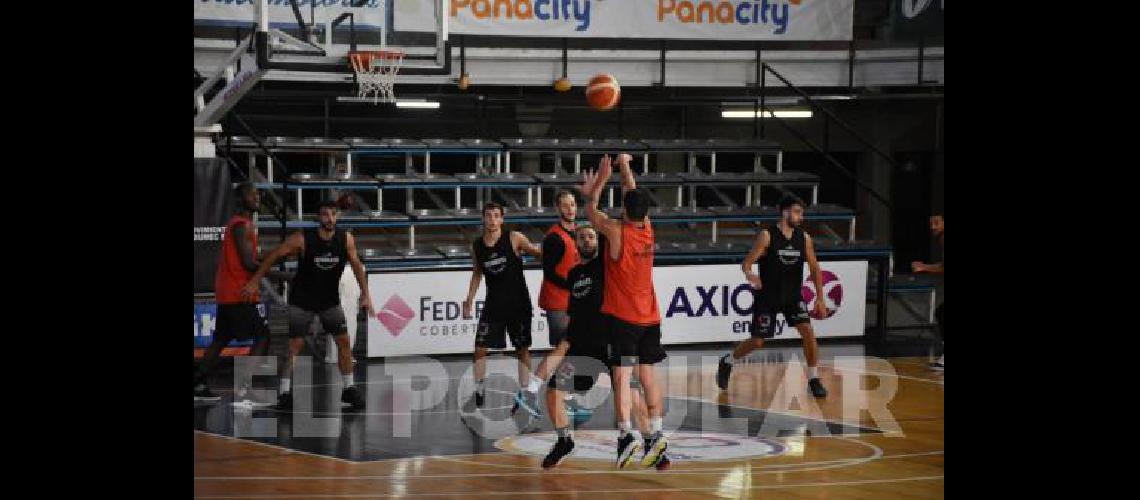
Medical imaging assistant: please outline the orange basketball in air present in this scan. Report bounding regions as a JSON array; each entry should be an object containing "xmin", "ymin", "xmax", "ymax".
[{"xmin": 586, "ymin": 74, "xmax": 621, "ymax": 111}]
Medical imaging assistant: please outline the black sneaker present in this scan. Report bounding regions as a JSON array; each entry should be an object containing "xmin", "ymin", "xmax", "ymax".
[
  {"xmin": 615, "ymin": 432, "xmax": 641, "ymax": 469},
  {"xmin": 512, "ymin": 390, "xmax": 542, "ymax": 417},
  {"xmin": 808, "ymin": 378, "xmax": 828, "ymax": 398},
  {"xmin": 654, "ymin": 453, "xmax": 672, "ymax": 470},
  {"xmin": 341, "ymin": 386, "xmax": 365, "ymax": 411},
  {"xmin": 274, "ymin": 391, "xmax": 294, "ymax": 411},
  {"xmin": 716, "ymin": 355, "xmax": 733, "ymax": 391},
  {"xmin": 474, "ymin": 388, "xmax": 485, "ymax": 408},
  {"xmin": 194, "ymin": 385, "xmax": 221, "ymax": 402},
  {"xmin": 641, "ymin": 432, "xmax": 668, "ymax": 468},
  {"xmin": 542, "ymin": 436, "xmax": 575, "ymax": 469}
]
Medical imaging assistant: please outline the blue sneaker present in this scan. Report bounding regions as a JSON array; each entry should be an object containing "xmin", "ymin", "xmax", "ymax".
[
  {"xmin": 564, "ymin": 396, "xmax": 593, "ymax": 423},
  {"xmin": 511, "ymin": 390, "xmax": 542, "ymax": 417}
]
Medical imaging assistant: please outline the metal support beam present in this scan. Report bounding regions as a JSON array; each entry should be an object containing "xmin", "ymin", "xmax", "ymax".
[{"xmin": 688, "ymin": 152, "xmax": 697, "ymax": 210}]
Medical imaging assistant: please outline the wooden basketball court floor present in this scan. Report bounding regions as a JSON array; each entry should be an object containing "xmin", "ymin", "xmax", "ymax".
[{"xmin": 194, "ymin": 344, "xmax": 944, "ymax": 499}]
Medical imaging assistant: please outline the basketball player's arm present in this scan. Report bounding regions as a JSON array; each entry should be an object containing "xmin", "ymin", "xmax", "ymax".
[
  {"xmin": 740, "ymin": 230, "xmax": 770, "ymax": 290},
  {"xmin": 344, "ymin": 232, "xmax": 374, "ymax": 315},
  {"xmin": 912, "ymin": 259, "xmax": 944, "ymax": 274},
  {"xmin": 241, "ymin": 232, "xmax": 304, "ymax": 298},
  {"xmin": 804, "ymin": 234, "xmax": 828, "ymax": 318},
  {"xmin": 462, "ymin": 256, "xmax": 482, "ymax": 320},
  {"xmin": 616, "ymin": 153, "xmax": 637, "ymax": 194},
  {"xmin": 582, "ymin": 155, "xmax": 622, "ymax": 249},
  {"xmin": 231, "ymin": 223, "xmax": 260, "ymax": 273},
  {"xmin": 511, "ymin": 231, "xmax": 543, "ymax": 259},
  {"xmin": 541, "ymin": 233, "xmax": 571, "ymax": 290}
]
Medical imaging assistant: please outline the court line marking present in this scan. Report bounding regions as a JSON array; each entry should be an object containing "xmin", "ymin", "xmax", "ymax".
[
  {"xmin": 487, "ymin": 433, "xmax": 889, "ymax": 474},
  {"xmin": 191, "ymin": 474, "xmax": 945, "ymax": 498},
  {"xmin": 193, "ymin": 448, "xmax": 943, "ymax": 482},
  {"xmin": 195, "ymin": 448, "xmax": 944, "ymax": 480},
  {"xmin": 819, "ymin": 362, "xmax": 945, "ymax": 385},
  {"xmin": 194, "ymin": 430, "xmax": 358, "ymax": 465},
  {"xmin": 664, "ymin": 394, "xmax": 886, "ymax": 434}
]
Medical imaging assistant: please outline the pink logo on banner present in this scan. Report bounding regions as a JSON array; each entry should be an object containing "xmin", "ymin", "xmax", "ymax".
[
  {"xmin": 801, "ymin": 270, "xmax": 843, "ymax": 320},
  {"xmin": 377, "ymin": 294, "xmax": 416, "ymax": 337}
]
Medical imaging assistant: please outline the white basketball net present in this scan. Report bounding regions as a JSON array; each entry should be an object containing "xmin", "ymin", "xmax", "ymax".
[{"xmin": 350, "ymin": 51, "xmax": 405, "ymax": 104}]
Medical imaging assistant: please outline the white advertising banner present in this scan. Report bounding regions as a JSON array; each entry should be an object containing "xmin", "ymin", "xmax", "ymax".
[
  {"xmin": 394, "ymin": 0, "xmax": 853, "ymax": 41},
  {"xmin": 368, "ymin": 260, "xmax": 867, "ymax": 357},
  {"xmin": 655, "ymin": 261, "xmax": 867, "ymax": 345}
]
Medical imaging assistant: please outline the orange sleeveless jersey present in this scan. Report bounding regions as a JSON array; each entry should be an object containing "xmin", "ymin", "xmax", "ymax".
[
  {"xmin": 214, "ymin": 215, "xmax": 259, "ymax": 304},
  {"xmin": 538, "ymin": 224, "xmax": 580, "ymax": 311},
  {"xmin": 601, "ymin": 220, "xmax": 660, "ymax": 326}
]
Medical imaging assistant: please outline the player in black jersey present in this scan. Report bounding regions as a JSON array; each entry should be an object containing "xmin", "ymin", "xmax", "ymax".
[
  {"xmin": 537, "ymin": 225, "xmax": 670, "ymax": 470},
  {"xmin": 242, "ymin": 201, "xmax": 375, "ymax": 411},
  {"xmin": 717, "ymin": 195, "xmax": 829, "ymax": 398},
  {"xmin": 912, "ymin": 214, "xmax": 944, "ymax": 370},
  {"xmin": 462, "ymin": 202, "xmax": 544, "ymax": 415}
]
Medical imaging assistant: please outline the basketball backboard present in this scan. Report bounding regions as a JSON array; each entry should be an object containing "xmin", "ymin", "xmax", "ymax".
[{"xmin": 194, "ymin": 0, "xmax": 449, "ymax": 126}]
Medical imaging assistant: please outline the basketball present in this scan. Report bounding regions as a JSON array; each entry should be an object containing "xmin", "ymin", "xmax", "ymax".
[{"xmin": 586, "ymin": 74, "xmax": 620, "ymax": 111}]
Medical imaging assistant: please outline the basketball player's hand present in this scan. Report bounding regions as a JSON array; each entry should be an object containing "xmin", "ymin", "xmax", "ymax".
[
  {"xmin": 813, "ymin": 298, "xmax": 828, "ymax": 318},
  {"xmin": 617, "ymin": 153, "xmax": 632, "ymax": 167},
  {"xmin": 580, "ymin": 169, "xmax": 599, "ymax": 197},
  {"xmin": 239, "ymin": 279, "xmax": 259, "ymax": 299},
  {"xmin": 598, "ymin": 154, "xmax": 613, "ymax": 181},
  {"xmin": 462, "ymin": 300, "xmax": 474, "ymax": 320},
  {"xmin": 744, "ymin": 271, "xmax": 762, "ymax": 290},
  {"xmin": 360, "ymin": 294, "xmax": 375, "ymax": 316},
  {"xmin": 911, "ymin": 261, "xmax": 927, "ymax": 273}
]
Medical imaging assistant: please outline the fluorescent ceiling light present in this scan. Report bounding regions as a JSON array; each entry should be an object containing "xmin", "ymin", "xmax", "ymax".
[
  {"xmin": 721, "ymin": 110, "xmax": 813, "ymax": 119},
  {"xmin": 395, "ymin": 100, "xmax": 440, "ymax": 109}
]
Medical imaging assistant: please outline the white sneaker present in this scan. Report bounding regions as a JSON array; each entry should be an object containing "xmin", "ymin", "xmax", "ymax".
[{"xmin": 929, "ymin": 355, "xmax": 944, "ymax": 371}]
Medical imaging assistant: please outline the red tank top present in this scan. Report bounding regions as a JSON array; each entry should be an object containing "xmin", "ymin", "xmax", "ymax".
[
  {"xmin": 214, "ymin": 215, "xmax": 259, "ymax": 304},
  {"xmin": 601, "ymin": 221, "xmax": 660, "ymax": 326},
  {"xmin": 538, "ymin": 224, "xmax": 579, "ymax": 311}
]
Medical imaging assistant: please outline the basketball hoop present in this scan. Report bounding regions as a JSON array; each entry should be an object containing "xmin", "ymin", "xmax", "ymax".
[{"xmin": 349, "ymin": 50, "xmax": 405, "ymax": 104}]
